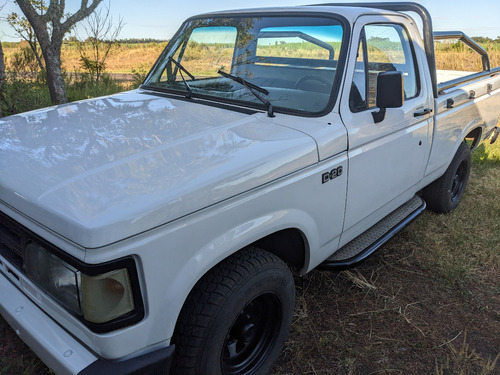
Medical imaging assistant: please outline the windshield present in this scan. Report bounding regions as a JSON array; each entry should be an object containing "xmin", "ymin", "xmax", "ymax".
[{"xmin": 143, "ymin": 15, "xmax": 346, "ymax": 115}]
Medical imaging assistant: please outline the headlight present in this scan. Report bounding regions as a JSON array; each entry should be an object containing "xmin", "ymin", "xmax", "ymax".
[
  {"xmin": 24, "ymin": 240, "xmax": 143, "ymax": 332},
  {"xmin": 25, "ymin": 242, "xmax": 81, "ymax": 314}
]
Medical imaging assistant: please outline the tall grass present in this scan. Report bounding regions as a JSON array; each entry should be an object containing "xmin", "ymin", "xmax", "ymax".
[
  {"xmin": 0, "ymin": 77, "xmax": 53, "ymax": 115},
  {"xmin": 435, "ymin": 42, "xmax": 500, "ymax": 71},
  {"xmin": 3, "ymin": 41, "xmax": 500, "ymax": 76},
  {"xmin": 2, "ymin": 42, "xmax": 167, "ymax": 74},
  {"xmin": 0, "ymin": 73, "xmax": 126, "ymax": 116}
]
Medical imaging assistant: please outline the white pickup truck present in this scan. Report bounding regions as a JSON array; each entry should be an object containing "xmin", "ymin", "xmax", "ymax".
[{"xmin": 1, "ymin": 2, "xmax": 499, "ymax": 374}]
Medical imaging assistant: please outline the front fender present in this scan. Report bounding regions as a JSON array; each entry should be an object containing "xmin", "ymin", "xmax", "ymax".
[{"xmin": 148, "ymin": 154, "xmax": 347, "ymax": 342}]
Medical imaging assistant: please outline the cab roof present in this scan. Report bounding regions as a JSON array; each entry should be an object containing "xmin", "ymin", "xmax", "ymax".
[{"xmin": 194, "ymin": 5, "xmax": 401, "ymax": 24}]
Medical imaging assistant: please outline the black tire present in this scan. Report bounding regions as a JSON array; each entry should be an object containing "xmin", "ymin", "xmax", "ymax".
[
  {"xmin": 423, "ymin": 142, "xmax": 471, "ymax": 213},
  {"xmin": 171, "ymin": 247, "xmax": 295, "ymax": 375}
]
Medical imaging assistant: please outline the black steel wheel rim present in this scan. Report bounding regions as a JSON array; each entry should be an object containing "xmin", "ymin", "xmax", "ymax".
[
  {"xmin": 451, "ymin": 160, "xmax": 467, "ymax": 202},
  {"xmin": 221, "ymin": 293, "xmax": 282, "ymax": 375}
]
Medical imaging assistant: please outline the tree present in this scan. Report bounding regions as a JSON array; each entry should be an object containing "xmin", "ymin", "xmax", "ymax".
[
  {"xmin": 76, "ymin": 2, "xmax": 123, "ymax": 82},
  {"xmin": 15, "ymin": 0, "xmax": 104, "ymax": 104},
  {"xmin": 0, "ymin": 2, "xmax": 6, "ymax": 117},
  {"xmin": 7, "ymin": 0, "xmax": 47, "ymax": 72},
  {"xmin": 0, "ymin": 40, "xmax": 5, "ymax": 117},
  {"xmin": 471, "ymin": 36, "xmax": 493, "ymax": 44}
]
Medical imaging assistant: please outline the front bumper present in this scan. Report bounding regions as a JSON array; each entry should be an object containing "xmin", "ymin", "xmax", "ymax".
[
  {"xmin": 78, "ymin": 345, "xmax": 174, "ymax": 375},
  {"xmin": 0, "ymin": 268, "xmax": 174, "ymax": 375}
]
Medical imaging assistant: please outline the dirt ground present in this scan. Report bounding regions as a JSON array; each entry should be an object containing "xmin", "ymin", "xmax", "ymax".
[{"xmin": 272, "ymin": 233, "xmax": 500, "ymax": 374}]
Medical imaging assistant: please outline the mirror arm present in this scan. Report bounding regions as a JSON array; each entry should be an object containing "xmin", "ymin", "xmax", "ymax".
[{"xmin": 372, "ymin": 108, "xmax": 386, "ymax": 123}]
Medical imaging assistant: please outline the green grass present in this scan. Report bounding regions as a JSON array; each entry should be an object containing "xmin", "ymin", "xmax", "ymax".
[
  {"xmin": 66, "ymin": 73, "xmax": 127, "ymax": 102},
  {"xmin": 411, "ymin": 141, "xmax": 499, "ymax": 287},
  {"xmin": 1, "ymin": 74, "xmax": 128, "ymax": 116}
]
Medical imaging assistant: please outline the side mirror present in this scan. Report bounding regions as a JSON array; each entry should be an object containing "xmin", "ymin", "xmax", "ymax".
[{"xmin": 372, "ymin": 71, "xmax": 404, "ymax": 123}]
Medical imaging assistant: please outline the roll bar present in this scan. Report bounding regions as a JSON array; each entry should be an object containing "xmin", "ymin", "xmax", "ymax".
[
  {"xmin": 433, "ymin": 31, "xmax": 490, "ymax": 72},
  {"xmin": 309, "ymin": 3, "xmax": 500, "ymax": 96},
  {"xmin": 433, "ymin": 31, "xmax": 500, "ymax": 92},
  {"xmin": 259, "ymin": 31, "xmax": 335, "ymax": 59}
]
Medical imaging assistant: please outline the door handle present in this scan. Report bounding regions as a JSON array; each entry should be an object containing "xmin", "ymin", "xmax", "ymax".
[{"xmin": 414, "ymin": 108, "xmax": 433, "ymax": 117}]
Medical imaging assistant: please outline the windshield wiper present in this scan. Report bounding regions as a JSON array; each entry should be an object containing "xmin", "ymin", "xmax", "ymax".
[
  {"xmin": 217, "ymin": 70, "xmax": 274, "ymax": 117},
  {"xmin": 169, "ymin": 56, "xmax": 195, "ymax": 98}
]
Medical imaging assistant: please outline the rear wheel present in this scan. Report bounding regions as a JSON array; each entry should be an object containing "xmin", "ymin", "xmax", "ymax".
[
  {"xmin": 424, "ymin": 142, "xmax": 471, "ymax": 213},
  {"xmin": 172, "ymin": 247, "xmax": 295, "ymax": 375}
]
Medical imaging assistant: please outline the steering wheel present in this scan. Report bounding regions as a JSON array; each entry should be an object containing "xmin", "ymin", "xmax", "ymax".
[{"xmin": 294, "ymin": 75, "xmax": 332, "ymax": 93}]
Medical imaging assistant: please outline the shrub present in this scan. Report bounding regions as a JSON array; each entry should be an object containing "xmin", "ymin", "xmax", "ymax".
[
  {"xmin": 1, "ymin": 73, "xmax": 126, "ymax": 116},
  {"xmin": 66, "ymin": 72, "xmax": 124, "ymax": 102},
  {"xmin": 0, "ymin": 77, "xmax": 52, "ymax": 116}
]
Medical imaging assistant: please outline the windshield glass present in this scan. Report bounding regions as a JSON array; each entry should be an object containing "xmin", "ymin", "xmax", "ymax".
[{"xmin": 143, "ymin": 15, "xmax": 345, "ymax": 115}]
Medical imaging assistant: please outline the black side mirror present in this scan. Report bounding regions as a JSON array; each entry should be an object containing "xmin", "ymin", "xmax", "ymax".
[{"xmin": 372, "ymin": 71, "xmax": 404, "ymax": 123}]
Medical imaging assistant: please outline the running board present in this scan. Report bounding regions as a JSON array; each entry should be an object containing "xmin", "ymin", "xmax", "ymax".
[{"xmin": 318, "ymin": 195, "xmax": 426, "ymax": 271}]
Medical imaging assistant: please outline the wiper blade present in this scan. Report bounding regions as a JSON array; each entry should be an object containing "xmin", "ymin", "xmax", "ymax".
[
  {"xmin": 218, "ymin": 70, "xmax": 268, "ymax": 95},
  {"xmin": 169, "ymin": 56, "xmax": 195, "ymax": 98},
  {"xmin": 218, "ymin": 70, "xmax": 274, "ymax": 117}
]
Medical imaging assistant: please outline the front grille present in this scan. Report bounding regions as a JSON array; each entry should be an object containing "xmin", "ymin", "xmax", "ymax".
[{"xmin": 0, "ymin": 210, "xmax": 28, "ymax": 271}]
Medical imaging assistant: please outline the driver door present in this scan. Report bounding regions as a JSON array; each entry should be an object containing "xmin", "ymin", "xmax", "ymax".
[{"xmin": 339, "ymin": 15, "xmax": 433, "ymax": 245}]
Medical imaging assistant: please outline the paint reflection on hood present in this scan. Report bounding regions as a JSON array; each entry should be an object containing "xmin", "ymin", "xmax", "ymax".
[{"xmin": 0, "ymin": 90, "xmax": 318, "ymax": 247}]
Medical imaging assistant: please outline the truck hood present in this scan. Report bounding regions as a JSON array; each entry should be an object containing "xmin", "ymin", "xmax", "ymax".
[{"xmin": 0, "ymin": 90, "xmax": 318, "ymax": 248}]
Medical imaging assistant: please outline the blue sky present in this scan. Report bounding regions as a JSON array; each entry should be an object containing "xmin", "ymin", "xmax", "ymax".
[{"xmin": 1, "ymin": 0, "xmax": 499, "ymax": 42}]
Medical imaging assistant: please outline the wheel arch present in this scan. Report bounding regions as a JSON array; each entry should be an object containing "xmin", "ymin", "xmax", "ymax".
[
  {"xmin": 464, "ymin": 126, "xmax": 482, "ymax": 150},
  {"xmin": 250, "ymin": 228, "xmax": 309, "ymax": 272}
]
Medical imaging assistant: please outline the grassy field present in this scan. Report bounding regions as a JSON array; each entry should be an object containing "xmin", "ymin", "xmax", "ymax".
[
  {"xmin": 2, "ymin": 41, "xmax": 500, "ymax": 76},
  {"xmin": 0, "ymin": 140, "xmax": 499, "ymax": 374},
  {"xmin": 2, "ymin": 42, "xmax": 167, "ymax": 75},
  {"xmin": 435, "ymin": 42, "xmax": 500, "ymax": 72}
]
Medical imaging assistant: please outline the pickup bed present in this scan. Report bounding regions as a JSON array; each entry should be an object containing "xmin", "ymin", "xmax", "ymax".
[{"xmin": 1, "ymin": 3, "xmax": 499, "ymax": 374}]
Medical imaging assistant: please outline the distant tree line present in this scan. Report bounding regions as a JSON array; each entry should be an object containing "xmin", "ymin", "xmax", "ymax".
[
  {"xmin": 116, "ymin": 38, "xmax": 168, "ymax": 44},
  {"xmin": 472, "ymin": 36, "xmax": 500, "ymax": 44}
]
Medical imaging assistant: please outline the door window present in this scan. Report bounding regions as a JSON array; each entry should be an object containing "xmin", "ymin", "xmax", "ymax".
[{"xmin": 350, "ymin": 24, "xmax": 419, "ymax": 112}]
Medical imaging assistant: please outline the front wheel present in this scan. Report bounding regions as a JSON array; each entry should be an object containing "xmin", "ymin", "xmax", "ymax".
[
  {"xmin": 172, "ymin": 247, "xmax": 295, "ymax": 375},
  {"xmin": 423, "ymin": 142, "xmax": 471, "ymax": 213}
]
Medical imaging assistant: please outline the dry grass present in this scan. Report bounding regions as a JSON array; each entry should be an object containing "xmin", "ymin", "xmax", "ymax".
[
  {"xmin": 271, "ymin": 140, "xmax": 500, "ymax": 375},
  {"xmin": 63, "ymin": 42, "xmax": 167, "ymax": 73},
  {"xmin": 3, "ymin": 41, "xmax": 499, "ymax": 76},
  {"xmin": 435, "ymin": 333, "xmax": 499, "ymax": 375},
  {"xmin": 435, "ymin": 46, "xmax": 500, "ymax": 72},
  {"xmin": 180, "ymin": 43, "xmax": 235, "ymax": 77},
  {"xmin": 2, "ymin": 42, "xmax": 167, "ymax": 74}
]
